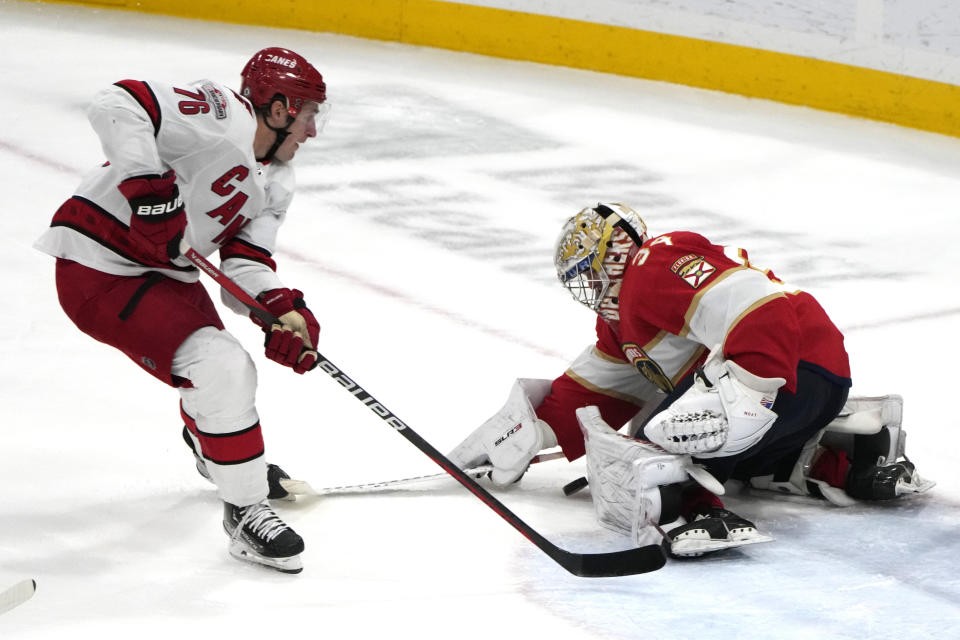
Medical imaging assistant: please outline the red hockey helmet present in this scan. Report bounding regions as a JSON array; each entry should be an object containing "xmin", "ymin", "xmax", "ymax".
[{"xmin": 240, "ymin": 47, "xmax": 326, "ymax": 118}]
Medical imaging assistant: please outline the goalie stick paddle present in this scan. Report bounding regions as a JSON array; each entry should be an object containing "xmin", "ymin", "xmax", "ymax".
[
  {"xmin": 0, "ymin": 579, "xmax": 36, "ymax": 616},
  {"xmin": 183, "ymin": 245, "xmax": 666, "ymax": 578}
]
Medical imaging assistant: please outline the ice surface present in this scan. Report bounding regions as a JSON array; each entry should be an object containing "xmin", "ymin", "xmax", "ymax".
[{"xmin": 1, "ymin": 2, "xmax": 959, "ymax": 637}]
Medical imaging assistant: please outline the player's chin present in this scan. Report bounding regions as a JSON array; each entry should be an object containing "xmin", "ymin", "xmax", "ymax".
[
  {"xmin": 289, "ymin": 143, "xmax": 304, "ymax": 158},
  {"xmin": 275, "ymin": 148, "xmax": 297, "ymax": 163}
]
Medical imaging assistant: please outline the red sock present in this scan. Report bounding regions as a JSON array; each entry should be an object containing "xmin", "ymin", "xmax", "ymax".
[
  {"xmin": 680, "ymin": 484, "xmax": 724, "ymax": 520},
  {"xmin": 809, "ymin": 447, "xmax": 850, "ymax": 488}
]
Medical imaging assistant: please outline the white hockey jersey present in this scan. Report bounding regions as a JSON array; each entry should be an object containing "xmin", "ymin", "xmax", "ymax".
[{"xmin": 35, "ymin": 78, "xmax": 292, "ymax": 303}]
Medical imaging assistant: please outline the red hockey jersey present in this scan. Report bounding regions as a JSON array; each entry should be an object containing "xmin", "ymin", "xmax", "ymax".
[{"xmin": 538, "ymin": 231, "xmax": 851, "ymax": 459}]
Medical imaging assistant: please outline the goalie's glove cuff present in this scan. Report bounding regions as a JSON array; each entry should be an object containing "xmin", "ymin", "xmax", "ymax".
[{"xmin": 645, "ymin": 348, "xmax": 785, "ymax": 458}]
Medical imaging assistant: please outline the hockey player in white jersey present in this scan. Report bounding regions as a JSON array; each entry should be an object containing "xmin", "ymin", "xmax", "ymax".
[{"xmin": 35, "ymin": 47, "xmax": 330, "ymax": 573}]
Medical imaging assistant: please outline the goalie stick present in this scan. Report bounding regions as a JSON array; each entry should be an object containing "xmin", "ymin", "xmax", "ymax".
[
  {"xmin": 0, "ymin": 579, "xmax": 36, "ymax": 616},
  {"xmin": 182, "ymin": 244, "xmax": 666, "ymax": 577},
  {"xmin": 281, "ymin": 451, "xmax": 566, "ymax": 496}
]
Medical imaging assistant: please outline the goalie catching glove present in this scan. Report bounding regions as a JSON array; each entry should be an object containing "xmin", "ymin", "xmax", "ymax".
[
  {"xmin": 251, "ymin": 288, "xmax": 320, "ymax": 374},
  {"xmin": 644, "ymin": 347, "xmax": 785, "ymax": 458},
  {"xmin": 448, "ymin": 379, "xmax": 558, "ymax": 486}
]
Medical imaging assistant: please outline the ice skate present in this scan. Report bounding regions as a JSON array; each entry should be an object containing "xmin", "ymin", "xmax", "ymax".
[
  {"xmin": 845, "ymin": 459, "xmax": 934, "ymax": 500},
  {"xmin": 665, "ymin": 506, "xmax": 773, "ymax": 557},
  {"xmin": 223, "ymin": 501, "xmax": 304, "ymax": 574}
]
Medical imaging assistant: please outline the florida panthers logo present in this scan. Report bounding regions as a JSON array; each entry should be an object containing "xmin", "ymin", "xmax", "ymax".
[
  {"xmin": 671, "ymin": 254, "xmax": 716, "ymax": 288},
  {"xmin": 622, "ymin": 343, "xmax": 674, "ymax": 392}
]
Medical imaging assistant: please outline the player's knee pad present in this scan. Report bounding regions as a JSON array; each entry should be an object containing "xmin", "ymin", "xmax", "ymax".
[
  {"xmin": 176, "ymin": 327, "xmax": 258, "ymax": 430},
  {"xmin": 184, "ymin": 328, "xmax": 256, "ymax": 391}
]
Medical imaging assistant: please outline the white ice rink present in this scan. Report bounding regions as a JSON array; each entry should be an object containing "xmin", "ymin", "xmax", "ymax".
[{"xmin": 2, "ymin": 1, "xmax": 960, "ymax": 637}]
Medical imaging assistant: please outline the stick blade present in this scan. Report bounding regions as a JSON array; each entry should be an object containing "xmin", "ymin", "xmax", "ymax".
[
  {"xmin": 279, "ymin": 478, "xmax": 319, "ymax": 496},
  {"xmin": 560, "ymin": 544, "xmax": 666, "ymax": 578},
  {"xmin": 0, "ymin": 579, "xmax": 36, "ymax": 615}
]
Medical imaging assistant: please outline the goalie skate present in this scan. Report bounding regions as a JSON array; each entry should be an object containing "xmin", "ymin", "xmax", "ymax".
[
  {"xmin": 223, "ymin": 501, "xmax": 304, "ymax": 574},
  {"xmin": 845, "ymin": 459, "xmax": 934, "ymax": 500},
  {"xmin": 665, "ymin": 507, "xmax": 773, "ymax": 557}
]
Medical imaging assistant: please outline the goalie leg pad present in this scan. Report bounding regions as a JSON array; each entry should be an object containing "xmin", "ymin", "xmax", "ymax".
[
  {"xmin": 749, "ymin": 394, "xmax": 934, "ymax": 504},
  {"xmin": 820, "ymin": 394, "xmax": 933, "ymax": 499},
  {"xmin": 577, "ymin": 406, "xmax": 723, "ymax": 548},
  {"xmin": 747, "ymin": 426, "xmax": 858, "ymax": 506},
  {"xmin": 448, "ymin": 379, "xmax": 556, "ymax": 486}
]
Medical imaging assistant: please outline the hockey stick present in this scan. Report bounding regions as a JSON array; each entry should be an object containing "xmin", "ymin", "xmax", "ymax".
[
  {"xmin": 0, "ymin": 580, "xmax": 36, "ymax": 616},
  {"xmin": 182, "ymin": 245, "xmax": 665, "ymax": 577},
  {"xmin": 281, "ymin": 451, "xmax": 566, "ymax": 496}
]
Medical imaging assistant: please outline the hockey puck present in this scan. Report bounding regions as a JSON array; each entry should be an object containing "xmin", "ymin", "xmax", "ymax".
[{"xmin": 562, "ymin": 476, "xmax": 589, "ymax": 496}]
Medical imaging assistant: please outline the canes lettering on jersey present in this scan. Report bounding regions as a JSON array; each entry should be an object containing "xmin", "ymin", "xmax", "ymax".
[{"xmin": 208, "ymin": 165, "xmax": 252, "ymax": 243}]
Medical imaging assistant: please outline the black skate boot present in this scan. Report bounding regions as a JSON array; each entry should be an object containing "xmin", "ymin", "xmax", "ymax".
[
  {"xmin": 845, "ymin": 459, "xmax": 919, "ymax": 500},
  {"xmin": 266, "ymin": 462, "xmax": 292, "ymax": 500},
  {"xmin": 666, "ymin": 506, "xmax": 772, "ymax": 557},
  {"xmin": 837, "ymin": 422, "xmax": 936, "ymax": 500},
  {"xmin": 223, "ymin": 501, "xmax": 305, "ymax": 574},
  {"xmin": 183, "ymin": 426, "xmax": 293, "ymax": 500}
]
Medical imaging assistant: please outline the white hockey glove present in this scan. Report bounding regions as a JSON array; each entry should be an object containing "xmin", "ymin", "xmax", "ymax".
[
  {"xmin": 644, "ymin": 348, "xmax": 785, "ymax": 458},
  {"xmin": 448, "ymin": 379, "xmax": 558, "ymax": 487},
  {"xmin": 577, "ymin": 405, "xmax": 723, "ymax": 547}
]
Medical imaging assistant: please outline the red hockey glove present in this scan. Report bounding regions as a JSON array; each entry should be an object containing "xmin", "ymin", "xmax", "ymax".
[
  {"xmin": 118, "ymin": 170, "xmax": 187, "ymax": 263},
  {"xmin": 252, "ymin": 288, "xmax": 320, "ymax": 374}
]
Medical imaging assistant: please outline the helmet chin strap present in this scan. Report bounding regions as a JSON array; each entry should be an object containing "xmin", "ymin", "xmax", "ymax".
[
  {"xmin": 257, "ymin": 121, "xmax": 291, "ymax": 163},
  {"xmin": 257, "ymin": 105, "xmax": 294, "ymax": 163}
]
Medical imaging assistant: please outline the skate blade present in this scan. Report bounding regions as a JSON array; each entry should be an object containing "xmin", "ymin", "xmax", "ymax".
[
  {"xmin": 670, "ymin": 531, "xmax": 774, "ymax": 557},
  {"xmin": 228, "ymin": 540, "xmax": 303, "ymax": 574},
  {"xmin": 896, "ymin": 474, "xmax": 935, "ymax": 496}
]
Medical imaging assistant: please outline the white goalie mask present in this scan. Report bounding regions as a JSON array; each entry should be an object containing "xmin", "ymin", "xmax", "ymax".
[{"xmin": 554, "ymin": 203, "xmax": 649, "ymax": 315}]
